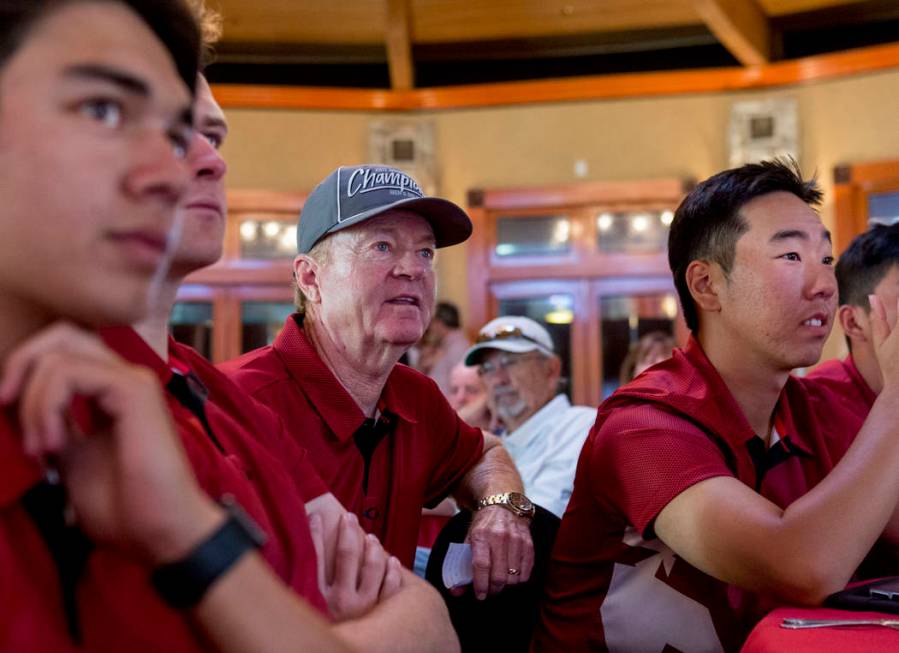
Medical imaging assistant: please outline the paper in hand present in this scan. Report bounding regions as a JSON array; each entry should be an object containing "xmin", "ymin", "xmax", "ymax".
[{"xmin": 442, "ymin": 542, "xmax": 473, "ymax": 589}]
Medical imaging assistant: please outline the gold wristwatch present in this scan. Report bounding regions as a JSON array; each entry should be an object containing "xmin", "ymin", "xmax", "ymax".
[{"xmin": 477, "ymin": 492, "xmax": 535, "ymax": 519}]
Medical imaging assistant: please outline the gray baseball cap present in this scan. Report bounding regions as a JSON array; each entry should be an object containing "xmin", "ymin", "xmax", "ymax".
[{"xmin": 297, "ymin": 165, "xmax": 473, "ymax": 253}]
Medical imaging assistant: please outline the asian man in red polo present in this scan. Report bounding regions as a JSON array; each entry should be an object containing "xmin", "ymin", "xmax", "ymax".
[{"xmin": 535, "ymin": 160, "xmax": 899, "ymax": 652}]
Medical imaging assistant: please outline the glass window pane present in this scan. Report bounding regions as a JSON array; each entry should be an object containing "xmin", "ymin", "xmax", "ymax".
[
  {"xmin": 241, "ymin": 301, "xmax": 295, "ymax": 353},
  {"xmin": 170, "ymin": 302, "xmax": 213, "ymax": 359},
  {"xmin": 496, "ymin": 294, "xmax": 573, "ymax": 397},
  {"xmin": 868, "ymin": 192, "xmax": 899, "ymax": 227},
  {"xmin": 495, "ymin": 216, "xmax": 571, "ymax": 257},
  {"xmin": 600, "ymin": 293, "xmax": 678, "ymax": 399},
  {"xmin": 238, "ymin": 216, "xmax": 297, "ymax": 259},
  {"xmin": 596, "ymin": 210, "xmax": 672, "ymax": 253}
]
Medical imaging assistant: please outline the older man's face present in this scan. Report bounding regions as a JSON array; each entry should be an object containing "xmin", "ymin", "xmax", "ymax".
[
  {"xmin": 479, "ymin": 349, "xmax": 558, "ymax": 427},
  {"xmin": 315, "ymin": 210, "xmax": 437, "ymax": 348}
]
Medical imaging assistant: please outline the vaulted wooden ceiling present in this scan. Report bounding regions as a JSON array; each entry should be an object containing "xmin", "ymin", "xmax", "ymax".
[{"xmin": 206, "ymin": 0, "xmax": 899, "ymax": 89}]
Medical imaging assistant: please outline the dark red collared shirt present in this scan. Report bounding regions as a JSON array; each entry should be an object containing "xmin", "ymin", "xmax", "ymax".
[
  {"xmin": 806, "ymin": 355, "xmax": 899, "ymax": 579},
  {"xmin": 0, "ymin": 408, "xmax": 221, "ymax": 651},
  {"xmin": 219, "ymin": 315, "xmax": 485, "ymax": 567},
  {"xmin": 102, "ymin": 327, "xmax": 328, "ymax": 616},
  {"xmin": 807, "ymin": 355, "xmax": 876, "ymax": 443},
  {"xmin": 534, "ymin": 337, "xmax": 858, "ymax": 653}
]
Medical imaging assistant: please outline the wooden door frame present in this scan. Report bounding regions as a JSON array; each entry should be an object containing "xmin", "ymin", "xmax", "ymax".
[{"xmin": 833, "ymin": 159, "xmax": 899, "ymax": 254}]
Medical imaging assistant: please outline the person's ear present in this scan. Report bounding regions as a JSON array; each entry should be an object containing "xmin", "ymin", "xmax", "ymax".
[
  {"xmin": 838, "ymin": 304, "xmax": 870, "ymax": 344},
  {"xmin": 294, "ymin": 254, "xmax": 322, "ymax": 304},
  {"xmin": 543, "ymin": 354, "xmax": 562, "ymax": 381},
  {"xmin": 685, "ymin": 260, "xmax": 722, "ymax": 316}
]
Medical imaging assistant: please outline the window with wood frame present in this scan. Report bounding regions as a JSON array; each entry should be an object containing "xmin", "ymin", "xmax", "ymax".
[
  {"xmin": 466, "ymin": 178, "xmax": 691, "ymax": 406},
  {"xmin": 173, "ymin": 189, "xmax": 306, "ymax": 363},
  {"xmin": 833, "ymin": 158, "xmax": 899, "ymax": 256}
]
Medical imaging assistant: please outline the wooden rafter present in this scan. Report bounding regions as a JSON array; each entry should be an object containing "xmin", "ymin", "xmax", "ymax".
[
  {"xmin": 693, "ymin": 0, "xmax": 772, "ymax": 65},
  {"xmin": 211, "ymin": 41, "xmax": 899, "ymax": 112},
  {"xmin": 385, "ymin": 0, "xmax": 415, "ymax": 90}
]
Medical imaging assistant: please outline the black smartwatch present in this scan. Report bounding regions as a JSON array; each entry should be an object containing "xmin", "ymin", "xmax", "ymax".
[{"xmin": 151, "ymin": 496, "xmax": 267, "ymax": 609}]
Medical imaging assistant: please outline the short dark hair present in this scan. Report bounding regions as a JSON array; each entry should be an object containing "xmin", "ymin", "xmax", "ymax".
[
  {"xmin": 836, "ymin": 223, "xmax": 899, "ymax": 310},
  {"xmin": 668, "ymin": 158, "xmax": 823, "ymax": 332},
  {"xmin": 434, "ymin": 301, "xmax": 461, "ymax": 328},
  {"xmin": 0, "ymin": 0, "xmax": 200, "ymax": 93}
]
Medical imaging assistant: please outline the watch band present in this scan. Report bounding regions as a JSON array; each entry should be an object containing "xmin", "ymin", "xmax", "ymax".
[
  {"xmin": 478, "ymin": 492, "xmax": 512, "ymax": 509},
  {"xmin": 151, "ymin": 496, "xmax": 266, "ymax": 609}
]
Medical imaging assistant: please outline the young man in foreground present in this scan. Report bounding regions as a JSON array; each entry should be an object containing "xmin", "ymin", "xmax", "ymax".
[
  {"xmin": 0, "ymin": 3, "xmax": 405, "ymax": 651},
  {"xmin": 535, "ymin": 160, "xmax": 899, "ymax": 652}
]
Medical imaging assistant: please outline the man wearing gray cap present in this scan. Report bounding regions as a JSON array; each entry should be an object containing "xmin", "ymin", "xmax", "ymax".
[
  {"xmin": 465, "ymin": 317, "xmax": 596, "ymax": 518},
  {"xmin": 222, "ymin": 165, "xmax": 534, "ymax": 601}
]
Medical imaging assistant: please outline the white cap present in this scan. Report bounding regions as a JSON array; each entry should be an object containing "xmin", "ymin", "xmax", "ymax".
[{"xmin": 464, "ymin": 316, "xmax": 555, "ymax": 366}]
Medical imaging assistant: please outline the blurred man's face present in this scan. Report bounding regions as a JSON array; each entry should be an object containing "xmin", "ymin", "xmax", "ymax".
[
  {"xmin": 869, "ymin": 265, "xmax": 899, "ymax": 334},
  {"xmin": 169, "ymin": 75, "xmax": 228, "ymax": 277},
  {"xmin": 0, "ymin": 2, "xmax": 193, "ymax": 327},
  {"xmin": 448, "ymin": 363, "xmax": 485, "ymax": 412},
  {"xmin": 847, "ymin": 263, "xmax": 899, "ymax": 350},
  {"xmin": 478, "ymin": 349, "xmax": 559, "ymax": 429}
]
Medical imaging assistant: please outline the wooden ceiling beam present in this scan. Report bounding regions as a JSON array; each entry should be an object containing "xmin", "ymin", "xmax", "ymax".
[
  {"xmin": 211, "ymin": 41, "xmax": 899, "ymax": 112},
  {"xmin": 385, "ymin": 0, "xmax": 415, "ymax": 90},
  {"xmin": 693, "ymin": 0, "xmax": 772, "ymax": 65}
]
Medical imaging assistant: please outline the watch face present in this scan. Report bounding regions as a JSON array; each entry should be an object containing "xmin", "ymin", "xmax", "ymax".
[{"xmin": 508, "ymin": 492, "xmax": 533, "ymax": 513}]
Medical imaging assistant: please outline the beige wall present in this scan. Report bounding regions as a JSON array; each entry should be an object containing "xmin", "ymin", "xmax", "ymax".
[{"xmin": 220, "ymin": 67, "xmax": 899, "ymax": 361}]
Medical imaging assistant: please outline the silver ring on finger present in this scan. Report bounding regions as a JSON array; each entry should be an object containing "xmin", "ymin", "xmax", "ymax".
[{"xmin": 508, "ymin": 568, "xmax": 520, "ymax": 576}]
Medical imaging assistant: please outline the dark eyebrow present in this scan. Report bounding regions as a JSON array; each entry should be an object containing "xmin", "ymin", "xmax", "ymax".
[
  {"xmin": 63, "ymin": 64, "xmax": 149, "ymax": 96},
  {"xmin": 199, "ymin": 115, "xmax": 228, "ymax": 133},
  {"xmin": 770, "ymin": 228, "xmax": 832, "ymax": 244},
  {"xmin": 65, "ymin": 64, "xmax": 194, "ymax": 130},
  {"xmin": 770, "ymin": 229, "xmax": 808, "ymax": 243}
]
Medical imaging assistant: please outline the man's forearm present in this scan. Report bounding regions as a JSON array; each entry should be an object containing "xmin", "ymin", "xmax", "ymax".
[
  {"xmin": 780, "ymin": 386, "xmax": 899, "ymax": 591},
  {"xmin": 193, "ymin": 551, "xmax": 350, "ymax": 653},
  {"xmin": 453, "ymin": 434, "xmax": 524, "ymax": 508},
  {"xmin": 333, "ymin": 570, "xmax": 459, "ymax": 653}
]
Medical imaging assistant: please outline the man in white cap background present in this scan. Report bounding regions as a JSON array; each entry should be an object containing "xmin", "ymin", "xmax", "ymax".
[
  {"xmin": 464, "ymin": 317, "xmax": 597, "ymax": 518},
  {"xmin": 222, "ymin": 165, "xmax": 535, "ymax": 602}
]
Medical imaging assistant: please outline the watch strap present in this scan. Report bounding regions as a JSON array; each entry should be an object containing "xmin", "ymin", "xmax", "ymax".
[
  {"xmin": 151, "ymin": 497, "xmax": 266, "ymax": 609},
  {"xmin": 478, "ymin": 492, "xmax": 511, "ymax": 509}
]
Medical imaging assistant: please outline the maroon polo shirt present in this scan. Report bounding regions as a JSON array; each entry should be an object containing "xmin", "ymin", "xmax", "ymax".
[
  {"xmin": 534, "ymin": 337, "xmax": 859, "ymax": 653},
  {"xmin": 219, "ymin": 314, "xmax": 485, "ymax": 567},
  {"xmin": 169, "ymin": 339, "xmax": 328, "ymax": 504},
  {"xmin": 101, "ymin": 327, "xmax": 328, "ymax": 616},
  {"xmin": 0, "ymin": 408, "xmax": 222, "ymax": 651},
  {"xmin": 806, "ymin": 355, "xmax": 899, "ymax": 579},
  {"xmin": 807, "ymin": 355, "xmax": 876, "ymax": 442}
]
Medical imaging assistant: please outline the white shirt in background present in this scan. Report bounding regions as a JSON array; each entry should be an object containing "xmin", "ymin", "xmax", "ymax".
[{"xmin": 502, "ymin": 394, "xmax": 596, "ymax": 517}]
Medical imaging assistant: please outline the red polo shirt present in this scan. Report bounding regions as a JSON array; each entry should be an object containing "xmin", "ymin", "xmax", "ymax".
[
  {"xmin": 807, "ymin": 355, "xmax": 875, "ymax": 442},
  {"xmin": 169, "ymin": 339, "xmax": 328, "ymax": 504},
  {"xmin": 534, "ymin": 337, "xmax": 859, "ymax": 653},
  {"xmin": 219, "ymin": 314, "xmax": 485, "ymax": 567},
  {"xmin": 0, "ymin": 402, "xmax": 237, "ymax": 650},
  {"xmin": 806, "ymin": 355, "xmax": 899, "ymax": 579},
  {"xmin": 101, "ymin": 327, "xmax": 328, "ymax": 616}
]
